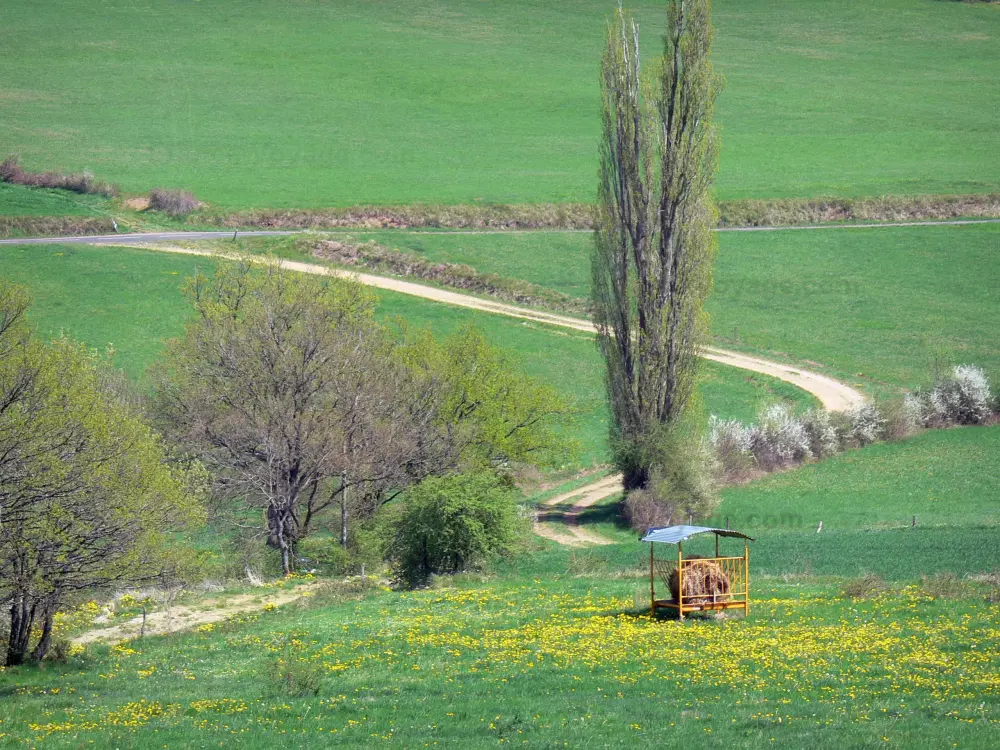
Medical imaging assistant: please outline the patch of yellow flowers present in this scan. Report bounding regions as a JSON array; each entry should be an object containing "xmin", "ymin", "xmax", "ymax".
[{"xmin": 10, "ymin": 584, "xmax": 1000, "ymax": 742}]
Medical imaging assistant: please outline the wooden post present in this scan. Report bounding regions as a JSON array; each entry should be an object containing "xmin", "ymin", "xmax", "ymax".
[
  {"xmin": 677, "ymin": 542, "xmax": 684, "ymax": 621},
  {"xmin": 744, "ymin": 541, "xmax": 750, "ymax": 617},
  {"xmin": 649, "ymin": 543, "xmax": 655, "ymax": 616}
]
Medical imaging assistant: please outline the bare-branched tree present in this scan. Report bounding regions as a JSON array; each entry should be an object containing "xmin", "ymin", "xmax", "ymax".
[
  {"xmin": 156, "ymin": 259, "xmax": 574, "ymax": 574},
  {"xmin": 593, "ymin": 0, "xmax": 722, "ymax": 490},
  {"xmin": 155, "ymin": 259, "xmax": 418, "ymax": 574}
]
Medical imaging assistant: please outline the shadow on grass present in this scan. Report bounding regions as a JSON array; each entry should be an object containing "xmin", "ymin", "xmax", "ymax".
[{"xmin": 573, "ymin": 499, "xmax": 630, "ymax": 530}]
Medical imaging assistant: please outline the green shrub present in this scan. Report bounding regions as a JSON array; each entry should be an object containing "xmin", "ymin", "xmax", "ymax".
[
  {"xmin": 389, "ymin": 472, "xmax": 521, "ymax": 587},
  {"xmin": 296, "ymin": 537, "xmax": 349, "ymax": 575},
  {"xmin": 267, "ymin": 647, "xmax": 323, "ymax": 697}
]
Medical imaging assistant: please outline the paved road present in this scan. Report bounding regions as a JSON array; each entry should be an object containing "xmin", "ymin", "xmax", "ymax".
[{"xmin": 0, "ymin": 230, "xmax": 294, "ymax": 245}]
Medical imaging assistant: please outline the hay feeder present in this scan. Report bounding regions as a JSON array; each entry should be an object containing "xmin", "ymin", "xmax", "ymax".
[{"xmin": 641, "ymin": 525, "xmax": 754, "ymax": 620}]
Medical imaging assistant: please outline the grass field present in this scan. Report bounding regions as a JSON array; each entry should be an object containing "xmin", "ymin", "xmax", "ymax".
[
  {"xmin": 2, "ymin": 0, "xmax": 998, "ymax": 208},
  {"xmin": 556, "ymin": 425, "xmax": 1000, "ymax": 580},
  {"xmin": 3, "ymin": 2, "xmax": 999, "ymax": 743},
  {"xmin": 0, "ymin": 577, "xmax": 996, "ymax": 748},
  {"xmin": 0, "ymin": 182, "xmax": 105, "ymax": 216},
  {"xmin": 352, "ymin": 222, "xmax": 1000, "ymax": 388},
  {"xmin": 0, "ymin": 243, "xmax": 814, "ymax": 466}
]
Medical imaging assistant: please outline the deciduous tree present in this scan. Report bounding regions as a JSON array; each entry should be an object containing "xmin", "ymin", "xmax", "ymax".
[
  {"xmin": 0, "ymin": 282, "xmax": 202, "ymax": 666},
  {"xmin": 155, "ymin": 259, "xmax": 421, "ymax": 574}
]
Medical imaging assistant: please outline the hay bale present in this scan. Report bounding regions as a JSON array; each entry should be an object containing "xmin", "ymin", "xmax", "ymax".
[{"xmin": 668, "ymin": 556, "xmax": 730, "ymax": 605}]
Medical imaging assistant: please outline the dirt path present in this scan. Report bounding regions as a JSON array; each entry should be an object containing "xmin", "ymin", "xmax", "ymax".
[
  {"xmin": 92, "ymin": 243, "xmax": 865, "ymax": 413},
  {"xmin": 73, "ymin": 586, "xmax": 314, "ymax": 646},
  {"xmin": 88, "ymin": 243, "xmax": 866, "ymax": 548},
  {"xmin": 534, "ymin": 475, "xmax": 623, "ymax": 547}
]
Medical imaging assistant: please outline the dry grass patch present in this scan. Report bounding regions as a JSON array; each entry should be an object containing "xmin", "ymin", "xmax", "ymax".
[
  {"xmin": 0, "ymin": 215, "xmax": 114, "ymax": 237},
  {"xmin": 0, "ymin": 155, "xmax": 117, "ymax": 198},
  {"xmin": 196, "ymin": 194, "xmax": 1000, "ymax": 231}
]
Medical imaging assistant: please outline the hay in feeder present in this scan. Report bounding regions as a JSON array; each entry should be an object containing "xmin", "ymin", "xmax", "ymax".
[{"xmin": 668, "ymin": 556, "xmax": 731, "ymax": 604}]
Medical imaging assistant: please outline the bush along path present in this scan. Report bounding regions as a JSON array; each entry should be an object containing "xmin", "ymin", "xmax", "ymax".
[{"xmin": 7, "ymin": 240, "xmax": 867, "ymax": 546}]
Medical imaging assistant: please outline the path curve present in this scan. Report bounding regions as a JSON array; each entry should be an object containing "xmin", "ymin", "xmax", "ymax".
[
  {"xmin": 90, "ymin": 243, "xmax": 866, "ymax": 412},
  {"xmin": 4, "ymin": 239, "xmax": 868, "ymax": 547},
  {"xmin": 536, "ymin": 475, "xmax": 623, "ymax": 547}
]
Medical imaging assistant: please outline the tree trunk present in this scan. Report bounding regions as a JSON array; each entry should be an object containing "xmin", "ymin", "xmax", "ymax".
[
  {"xmin": 280, "ymin": 541, "xmax": 292, "ymax": 576},
  {"xmin": 6, "ymin": 596, "xmax": 36, "ymax": 667},
  {"xmin": 30, "ymin": 604, "xmax": 56, "ymax": 662},
  {"xmin": 268, "ymin": 502, "xmax": 295, "ymax": 575},
  {"xmin": 340, "ymin": 473, "xmax": 349, "ymax": 547}
]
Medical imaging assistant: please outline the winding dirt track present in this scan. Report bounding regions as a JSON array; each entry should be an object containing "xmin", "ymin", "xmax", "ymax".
[
  {"xmin": 93, "ymin": 242, "xmax": 866, "ymax": 547},
  {"xmin": 47, "ymin": 240, "xmax": 866, "ymax": 547},
  {"xmin": 535, "ymin": 475, "xmax": 623, "ymax": 547},
  {"xmin": 73, "ymin": 585, "xmax": 316, "ymax": 646},
  {"xmin": 94, "ymin": 244, "xmax": 865, "ymax": 412}
]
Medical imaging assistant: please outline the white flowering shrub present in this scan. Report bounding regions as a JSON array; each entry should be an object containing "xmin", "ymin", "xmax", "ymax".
[
  {"xmin": 921, "ymin": 365, "xmax": 993, "ymax": 426},
  {"xmin": 751, "ymin": 403, "xmax": 812, "ymax": 470},
  {"xmin": 709, "ymin": 416, "xmax": 754, "ymax": 456},
  {"xmin": 902, "ymin": 394, "xmax": 924, "ymax": 430},
  {"xmin": 845, "ymin": 401, "xmax": 885, "ymax": 447},
  {"xmin": 708, "ymin": 416, "xmax": 756, "ymax": 481},
  {"xmin": 800, "ymin": 408, "xmax": 840, "ymax": 458}
]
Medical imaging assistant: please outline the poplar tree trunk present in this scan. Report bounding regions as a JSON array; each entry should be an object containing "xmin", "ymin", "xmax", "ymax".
[{"xmin": 593, "ymin": 0, "xmax": 721, "ymax": 489}]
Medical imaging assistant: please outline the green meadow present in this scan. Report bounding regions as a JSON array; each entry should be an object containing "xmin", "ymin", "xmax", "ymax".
[
  {"xmin": 353, "ymin": 222, "xmax": 1000, "ymax": 388},
  {"xmin": 1, "ymin": 0, "xmax": 999, "ymax": 745},
  {"xmin": 2, "ymin": 0, "xmax": 998, "ymax": 208},
  {"xmin": 0, "ymin": 576, "xmax": 997, "ymax": 748},
  {"xmin": 0, "ymin": 243, "xmax": 814, "ymax": 466}
]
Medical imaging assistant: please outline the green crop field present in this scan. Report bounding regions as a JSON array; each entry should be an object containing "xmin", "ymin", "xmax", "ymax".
[
  {"xmin": 2, "ymin": 0, "xmax": 998, "ymax": 208},
  {"xmin": 354, "ymin": 222, "xmax": 1000, "ymax": 388},
  {"xmin": 0, "ymin": 243, "xmax": 814, "ymax": 466}
]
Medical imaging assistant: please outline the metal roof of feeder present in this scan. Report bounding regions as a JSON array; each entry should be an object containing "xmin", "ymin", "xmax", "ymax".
[{"xmin": 640, "ymin": 525, "xmax": 755, "ymax": 545}]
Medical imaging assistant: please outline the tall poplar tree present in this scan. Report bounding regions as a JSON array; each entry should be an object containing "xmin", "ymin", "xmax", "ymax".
[{"xmin": 593, "ymin": 0, "xmax": 722, "ymax": 490}]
